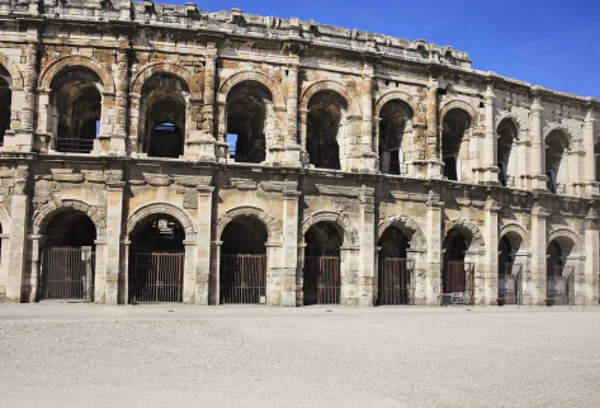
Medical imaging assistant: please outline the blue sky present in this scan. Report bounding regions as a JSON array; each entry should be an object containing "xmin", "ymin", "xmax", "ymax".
[{"xmin": 176, "ymin": 0, "xmax": 600, "ymax": 99}]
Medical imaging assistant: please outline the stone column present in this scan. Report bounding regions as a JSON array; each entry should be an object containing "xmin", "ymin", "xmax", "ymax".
[
  {"xmin": 119, "ymin": 239, "xmax": 130, "ymax": 304},
  {"xmin": 407, "ymin": 249, "xmax": 427, "ymax": 305},
  {"xmin": 36, "ymin": 90, "xmax": 50, "ymax": 152},
  {"xmin": 0, "ymin": 233, "xmax": 10, "ymax": 302},
  {"xmin": 296, "ymin": 241, "xmax": 306, "ymax": 306},
  {"xmin": 513, "ymin": 138, "xmax": 530, "ymax": 190},
  {"xmin": 530, "ymin": 97, "xmax": 546, "ymax": 191},
  {"xmin": 358, "ymin": 185, "xmax": 375, "ymax": 306},
  {"xmin": 215, "ymin": 101, "xmax": 229, "ymax": 162},
  {"xmin": 26, "ymin": 234, "xmax": 44, "ymax": 303},
  {"xmin": 483, "ymin": 85, "xmax": 498, "ymax": 184},
  {"xmin": 183, "ymin": 240, "xmax": 198, "ymax": 303},
  {"xmin": 583, "ymin": 110, "xmax": 598, "ymax": 196},
  {"xmin": 199, "ymin": 46, "xmax": 218, "ymax": 161},
  {"xmin": 195, "ymin": 185, "xmax": 214, "ymax": 305},
  {"xmin": 111, "ymin": 37, "xmax": 129, "ymax": 156},
  {"xmin": 583, "ymin": 209, "xmax": 599, "ymax": 303},
  {"xmin": 100, "ymin": 181, "xmax": 124, "ymax": 304},
  {"xmin": 340, "ymin": 246, "xmax": 361, "ymax": 306},
  {"xmin": 425, "ymin": 76, "xmax": 442, "ymax": 178},
  {"xmin": 281, "ymin": 185, "xmax": 300, "ymax": 306},
  {"xmin": 5, "ymin": 166, "xmax": 29, "ymax": 302},
  {"xmin": 530, "ymin": 203, "xmax": 548, "ymax": 304},
  {"xmin": 285, "ymin": 63, "xmax": 301, "ymax": 165},
  {"xmin": 209, "ymin": 241, "xmax": 222, "ymax": 305},
  {"xmin": 360, "ymin": 63, "xmax": 377, "ymax": 171},
  {"xmin": 424, "ymin": 191, "xmax": 444, "ymax": 305},
  {"xmin": 299, "ymin": 108, "xmax": 309, "ymax": 165},
  {"xmin": 483, "ymin": 196, "xmax": 499, "ymax": 304}
]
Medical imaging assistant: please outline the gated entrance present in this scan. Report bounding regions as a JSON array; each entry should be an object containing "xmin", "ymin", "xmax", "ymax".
[
  {"xmin": 128, "ymin": 216, "xmax": 185, "ymax": 304},
  {"xmin": 442, "ymin": 230, "xmax": 474, "ymax": 305},
  {"xmin": 546, "ymin": 239, "xmax": 575, "ymax": 306},
  {"xmin": 39, "ymin": 209, "xmax": 97, "ymax": 302},
  {"xmin": 304, "ymin": 222, "xmax": 342, "ymax": 305},
  {"xmin": 378, "ymin": 226, "xmax": 412, "ymax": 305},
  {"xmin": 220, "ymin": 216, "xmax": 268, "ymax": 304}
]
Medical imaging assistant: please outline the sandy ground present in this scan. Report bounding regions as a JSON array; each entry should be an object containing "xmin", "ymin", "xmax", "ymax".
[{"xmin": 0, "ymin": 304, "xmax": 599, "ymax": 408}]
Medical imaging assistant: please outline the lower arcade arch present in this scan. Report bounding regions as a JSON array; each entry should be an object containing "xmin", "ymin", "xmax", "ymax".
[
  {"xmin": 377, "ymin": 226, "xmax": 412, "ymax": 305},
  {"xmin": 128, "ymin": 214, "xmax": 185, "ymax": 303},
  {"xmin": 303, "ymin": 221, "xmax": 343, "ymax": 305},
  {"xmin": 219, "ymin": 216, "xmax": 268, "ymax": 304},
  {"xmin": 442, "ymin": 229, "xmax": 473, "ymax": 305},
  {"xmin": 546, "ymin": 236, "xmax": 577, "ymax": 306},
  {"xmin": 39, "ymin": 210, "xmax": 97, "ymax": 301}
]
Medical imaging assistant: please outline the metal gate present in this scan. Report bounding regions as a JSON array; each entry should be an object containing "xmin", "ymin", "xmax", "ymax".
[
  {"xmin": 128, "ymin": 252, "xmax": 184, "ymax": 303},
  {"xmin": 378, "ymin": 258, "xmax": 413, "ymax": 305},
  {"xmin": 220, "ymin": 254, "xmax": 266, "ymax": 304},
  {"xmin": 497, "ymin": 263, "xmax": 522, "ymax": 305},
  {"xmin": 546, "ymin": 266, "xmax": 574, "ymax": 306},
  {"xmin": 40, "ymin": 247, "xmax": 95, "ymax": 301},
  {"xmin": 442, "ymin": 261, "xmax": 474, "ymax": 305},
  {"xmin": 304, "ymin": 256, "xmax": 341, "ymax": 305}
]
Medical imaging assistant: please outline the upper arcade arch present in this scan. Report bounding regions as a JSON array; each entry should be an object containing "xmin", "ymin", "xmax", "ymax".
[
  {"xmin": 218, "ymin": 70, "xmax": 285, "ymax": 108},
  {"xmin": 39, "ymin": 56, "xmax": 115, "ymax": 94},
  {"xmin": 131, "ymin": 62, "xmax": 198, "ymax": 96},
  {"xmin": 0, "ymin": 53, "xmax": 24, "ymax": 89},
  {"xmin": 376, "ymin": 98, "xmax": 414, "ymax": 175}
]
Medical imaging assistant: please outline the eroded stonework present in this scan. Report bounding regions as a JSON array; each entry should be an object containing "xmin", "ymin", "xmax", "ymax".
[{"xmin": 0, "ymin": 0, "xmax": 598, "ymax": 306}]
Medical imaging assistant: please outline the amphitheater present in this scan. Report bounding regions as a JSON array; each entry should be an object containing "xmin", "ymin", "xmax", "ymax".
[{"xmin": 0, "ymin": 0, "xmax": 598, "ymax": 307}]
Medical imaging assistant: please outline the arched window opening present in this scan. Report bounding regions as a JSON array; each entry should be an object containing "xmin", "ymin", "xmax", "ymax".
[
  {"xmin": 40, "ymin": 210, "xmax": 98, "ymax": 301},
  {"xmin": 220, "ymin": 217, "xmax": 268, "ymax": 304},
  {"xmin": 141, "ymin": 75, "xmax": 187, "ymax": 158},
  {"xmin": 545, "ymin": 129, "xmax": 569, "ymax": 193},
  {"xmin": 50, "ymin": 68, "xmax": 102, "ymax": 154},
  {"xmin": 306, "ymin": 91, "xmax": 347, "ymax": 170},
  {"xmin": 304, "ymin": 222, "xmax": 342, "ymax": 305},
  {"xmin": 497, "ymin": 119, "xmax": 518, "ymax": 186},
  {"xmin": 378, "ymin": 227, "xmax": 412, "ymax": 305},
  {"xmin": 129, "ymin": 215, "xmax": 185, "ymax": 303},
  {"xmin": 442, "ymin": 109, "xmax": 471, "ymax": 181},
  {"xmin": 0, "ymin": 67, "xmax": 11, "ymax": 146},
  {"xmin": 442, "ymin": 229, "xmax": 473, "ymax": 305},
  {"xmin": 379, "ymin": 100, "xmax": 413, "ymax": 175},
  {"xmin": 226, "ymin": 81, "xmax": 272, "ymax": 163},
  {"xmin": 546, "ymin": 238, "xmax": 575, "ymax": 306}
]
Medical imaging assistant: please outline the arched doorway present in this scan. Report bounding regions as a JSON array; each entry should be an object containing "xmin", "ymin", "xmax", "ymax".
[
  {"xmin": 546, "ymin": 238, "xmax": 575, "ymax": 306},
  {"xmin": 128, "ymin": 215, "xmax": 185, "ymax": 303},
  {"xmin": 378, "ymin": 100, "xmax": 413, "ymax": 175},
  {"xmin": 497, "ymin": 118, "xmax": 518, "ymax": 186},
  {"xmin": 220, "ymin": 217, "xmax": 268, "ymax": 304},
  {"xmin": 377, "ymin": 227, "xmax": 412, "ymax": 305},
  {"xmin": 442, "ymin": 108, "xmax": 472, "ymax": 181},
  {"xmin": 303, "ymin": 222, "xmax": 342, "ymax": 305},
  {"xmin": 497, "ymin": 234, "xmax": 523, "ymax": 305},
  {"xmin": 306, "ymin": 90, "xmax": 347, "ymax": 170},
  {"xmin": 545, "ymin": 129, "xmax": 569, "ymax": 193},
  {"xmin": 40, "ymin": 210, "xmax": 97, "ymax": 301},
  {"xmin": 442, "ymin": 229, "xmax": 473, "ymax": 305}
]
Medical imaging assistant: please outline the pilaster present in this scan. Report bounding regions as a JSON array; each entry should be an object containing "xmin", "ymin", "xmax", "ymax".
[
  {"xmin": 358, "ymin": 185, "xmax": 375, "ymax": 306},
  {"xmin": 424, "ymin": 190, "xmax": 444, "ymax": 305},
  {"xmin": 483, "ymin": 196, "xmax": 500, "ymax": 304},
  {"xmin": 583, "ymin": 208, "xmax": 599, "ymax": 303},
  {"xmin": 100, "ymin": 180, "xmax": 124, "ymax": 304},
  {"xmin": 482, "ymin": 84, "xmax": 499, "ymax": 184},
  {"xmin": 195, "ymin": 185, "xmax": 214, "ymax": 304},
  {"xmin": 424, "ymin": 76, "xmax": 443, "ymax": 178},
  {"xmin": 5, "ymin": 166, "xmax": 29, "ymax": 302},
  {"xmin": 281, "ymin": 184, "xmax": 300, "ymax": 306},
  {"xmin": 110, "ymin": 36, "xmax": 129, "ymax": 156},
  {"xmin": 530, "ymin": 97, "xmax": 547, "ymax": 191},
  {"xmin": 530, "ymin": 201, "xmax": 548, "ymax": 304},
  {"xmin": 583, "ymin": 109, "xmax": 598, "ymax": 196},
  {"xmin": 360, "ymin": 62, "xmax": 377, "ymax": 171},
  {"xmin": 284, "ymin": 59, "xmax": 301, "ymax": 166},
  {"xmin": 198, "ymin": 44, "xmax": 218, "ymax": 162}
]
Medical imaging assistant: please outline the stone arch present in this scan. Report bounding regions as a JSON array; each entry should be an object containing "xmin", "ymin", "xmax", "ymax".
[
  {"xmin": 375, "ymin": 90, "xmax": 417, "ymax": 119},
  {"xmin": 33, "ymin": 199, "xmax": 107, "ymax": 236},
  {"xmin": 39, "ymin": 56, "xmax": 115, "ymax": 93},
  {"xmin": 499, "ymin": 222, "xmax": 530, "ymax": 251},
  {"xmin": 547, "ymin": 227, "xmax": 585, "ymax": 256},
  {"xmin": 444, "ymin": 218, "xmax": 485, "ymax": 249},
  {"xmin": 377, "ymin": 215, "xmax": 426, "ymax": 250},
  {"xmin": 543, "ymin": 122, "xmax": 576, "ymax": 145},
  {"xmin": 126, "ymin": 202, "xmax": 196, "ymax": 239},
  {"xmin": 439, "ymin": 99, "xmax": 479, "ymax": 125},
  {"xmin": 495, "ymin": 111, "xmax": 528, "ymax": 137},
  {"xmin": 300, "ymin": 80, "xmax": 357, "ymax": 115},
  {"xmin": 215, "ymin": 205, "xmax": 283, "ymax": 243},
  {"xmin": 301, "ymin": 210, "xmax": 359, "ymax": 246},
  {"xmin": 131, "ymin": 62, "xmax": 198, "ymax": 96},
  {"xmin": 0, "ymin": 52, "xmax": 24, "ymax": 89},
  {"xmin": 218, "ymin": 70, "xmax": 285, "ymax": 109}
]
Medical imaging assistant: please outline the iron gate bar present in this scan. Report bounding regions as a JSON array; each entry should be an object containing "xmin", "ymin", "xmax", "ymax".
[
  {"xmin": 304, "ymin": 256, "xmax": 341, "ymax": 305},
  {"xmin": 220, "ymin": 254, "xmax": 266, "ymax": 304},
  {"xmin": 41, "ymin": 247, "xmax": 95, "ymax": 301},
  {"xmin": 442, "ymin": 261, "xmax": 475, "ymax": 306},
  {"xmin": 128, "ymin": 252, "xmax": 184, "ymax": 303},
  {"xmin": 378, "ymin": 257, "xmax": 412, "ymax": 305},
  {"xmin": 497, "ymin": 263, "xmax": 522, "ymax": 305}
]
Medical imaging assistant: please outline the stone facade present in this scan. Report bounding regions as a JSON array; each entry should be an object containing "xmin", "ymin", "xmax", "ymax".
[{"xmin": 0, "ymin": 0, "xmax": 598, "ymax": 306}]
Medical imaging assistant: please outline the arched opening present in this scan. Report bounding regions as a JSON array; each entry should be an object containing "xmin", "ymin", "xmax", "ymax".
[
  {"xmin": 377, "ymin": 227, "xmax": 412, "ymax": 305},
  {"xmin": 220, "ymin": 217, "xmax": 268, "ymax": 304},
  {"xmin": 140, "ymin": 74, "xmax": 187, "ymax": 158},
  {"xmin": 497, "ymin": 118, "xmax": 518, "ymax": 186},
  {"xmin": 40, "ymin": 210, "xmax": 97, "ymax": 301},
  {"xmin": 304, "ymin": 222, "xmax": 342, "ymax": 305},
  {"xmin": 0, "ymin": 66, "xmax": 11, "ymax": 146},
  {"xmin": 442, "ymin": 229, "xmax": 473, "ymax": 305},
  {"xmin": 128, "ymin": 215, "xmax": 185, "ymax": 303},
  {"xmin": 226, "ymin": 81, "xmax": 272, "ymax": 163},
  {"xmin": 546, "ymin": 238, "xmax": 575, "ymax": 306},
  {"xmin": 442, "ymin": 108, "xmax": 471, "ymax": 181},
  {"xmin": 50, "ymin": 67, "xmax": 102, "ymax": 153},
  {"xmin": 545, "ymin": 129, "xmax": 569, "ymax": 193},
  {"xmin": 497, "ymin": 233, "xmax": 523, "ymax": 305},
  {"xmin": 378, "ymin": 100, "xmax": 413, "ymax": 175},
  {"xmin": 306, "ymin": 90, "xmax": 347, "ymax": 170}
]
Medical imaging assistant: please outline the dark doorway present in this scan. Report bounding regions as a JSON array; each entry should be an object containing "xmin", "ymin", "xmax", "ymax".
[
  {"xmin": 304, "ymin": 222, "xmax": 342, "ymax": 305},
  {"xmin": 442, "ymin": 229, "xmax": 473, "ymax": 305},
  {"xmin": 378, "ymin": 227, "xmax": 412, "ymax": 305},
  {"xmin": 306, "ymin": 91, "xmax": 346, "ymax": 170},
  {"xmin": 497, "ymin": 235, "xmax": 518, "ymax": 305},
  {"xmin": 442, "ymin": 109, "xmax": 471, "ymax": 181},
  {"xmin": 546, "ymin": 239, "xmax": 573, "ymax": 306},
  {"xmin": 220, "ymin": 217, "xmax": 268, "ymax": 304}
]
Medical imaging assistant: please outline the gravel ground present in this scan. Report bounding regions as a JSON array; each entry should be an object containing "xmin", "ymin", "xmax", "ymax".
[{"xmin": 0, "ymin": 304, "xmax": 599, "ymax": 408}]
